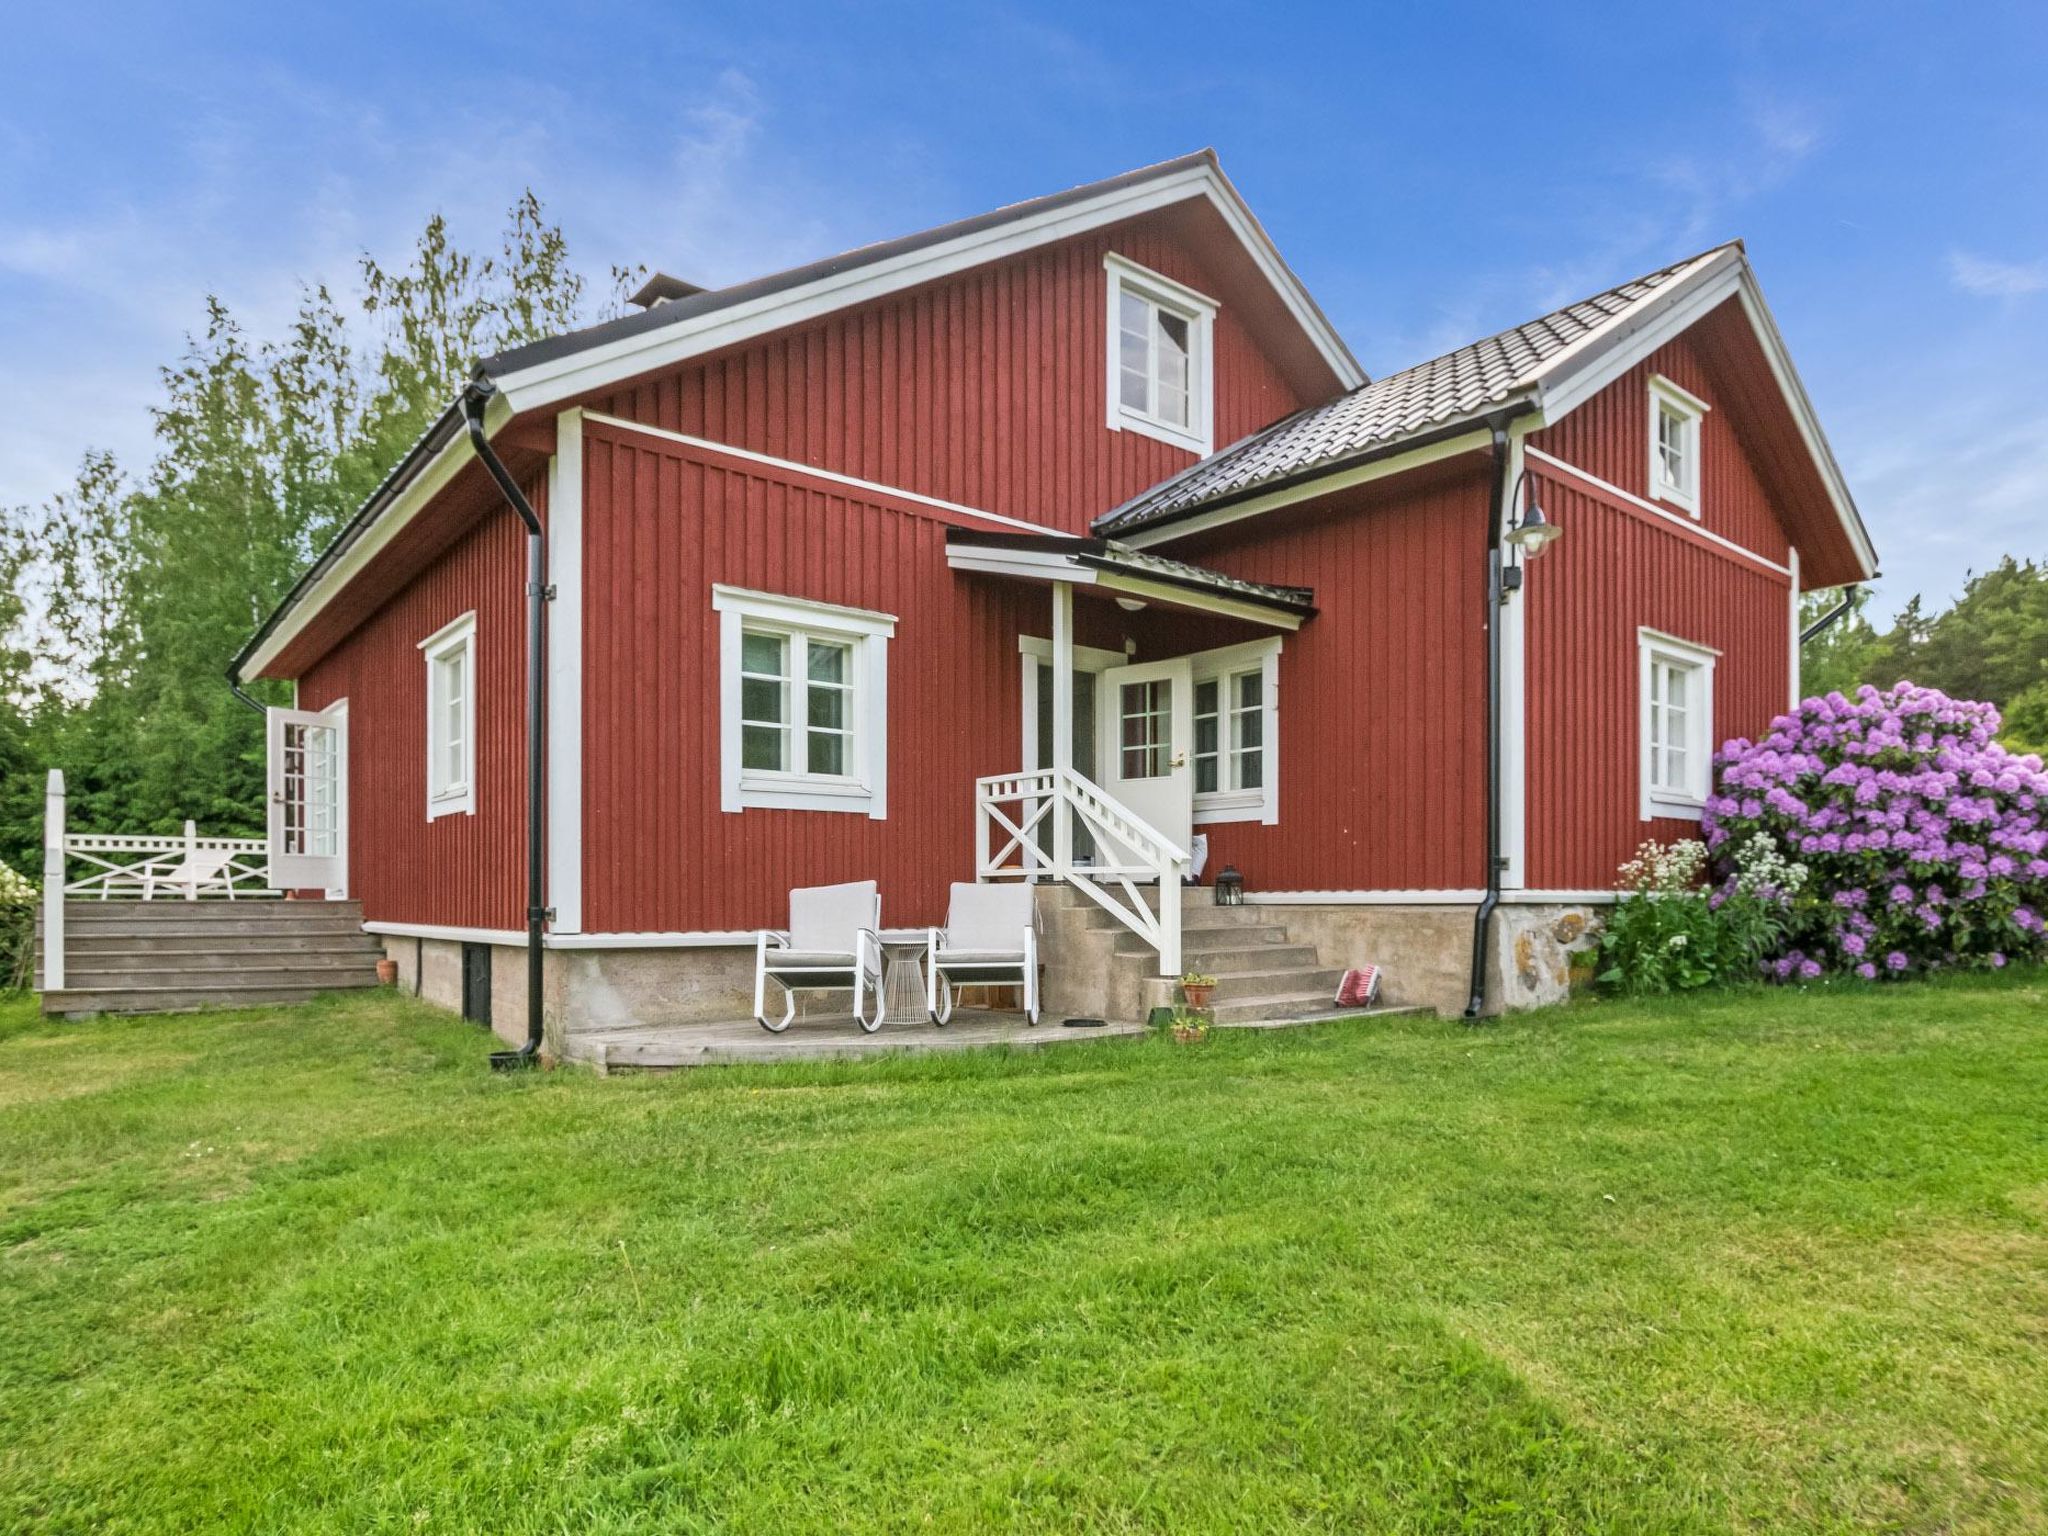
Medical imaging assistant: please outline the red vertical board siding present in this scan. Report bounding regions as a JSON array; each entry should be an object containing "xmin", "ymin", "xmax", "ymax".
[
  {"xmin": 1523, "ymin": 480, "xmax": 1791, "ymax": 892},
  {"xmin": 579, "ymin": 423, "xmax": 1041, "ymax": 933},
  {"xmin": 1154, "ymin": 459, "xmax": 1496, "ymax": 892},
  {"xmin": 297, "ymin": 473, "xmax": 544, "ymax": 931},
  {"xmin": 594, "ymin": 210, "xmax": 1311, "ymax": 535},
  {"xmin": 1533, "ymin": 326, "xmax": 1792, "ymax": 569},
  {"xmin": 1525, "ymin": 325, "xmax": 1798, "ymax": 890}
]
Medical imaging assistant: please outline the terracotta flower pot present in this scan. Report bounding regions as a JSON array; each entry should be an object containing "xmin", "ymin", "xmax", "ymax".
[
  {"xmin": 1181, "ymin": 983, "xmax": 1215, "ymax": 1011},
  {"xmin": 1171, "ymin": 1021, "xmax": 1210, "ymax": 1044},
  {"xmin": 376, "ymin": 957, "xmax": 399, "ymax": 986}
]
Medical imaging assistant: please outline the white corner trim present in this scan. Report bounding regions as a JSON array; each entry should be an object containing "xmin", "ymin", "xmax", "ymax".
[
  {"xmin": 582, "ymin": 411, "xmax": 1063, "ymax": 536},
  {"xmin": 1526, "ymin": 448, "xmax": 1792, "ymax": 579},
  {"xmin": 1499, "ymin": 423, "xmax": 1531, "ymax": 889},
  {"xmin": 712, "ymin": 586, "xmax": 894, "ymax": 818},
  {"xmin": 420, "ymin": 610, "xmax": 477, "ymax": 821},
  {"xmin": 1787, "ymin": 546, "xmax": 1802, "ymax": 710},
  {"xmin": 547, "ymin": 409, "xmax": 585, "ymax": 934},
  {"xmin": 1104, "ymin": 251, "xmax": 1216, "ymax": 456}
]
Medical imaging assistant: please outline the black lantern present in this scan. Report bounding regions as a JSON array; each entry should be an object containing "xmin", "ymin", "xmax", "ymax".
[{"xmin": 1214, "ymin": 865, "xmax": 1245, "ymax": 906}]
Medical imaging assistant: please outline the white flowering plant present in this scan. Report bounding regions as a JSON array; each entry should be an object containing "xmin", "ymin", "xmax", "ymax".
[
  {"xmin": 1593, "ymin": 835, "xmax": 1803, "ymax": 996},
  {"xmin": 0, "ymin": 859, "xmax": 37, "ymax": 993}
]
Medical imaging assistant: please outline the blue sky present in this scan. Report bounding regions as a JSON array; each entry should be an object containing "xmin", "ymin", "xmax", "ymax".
[{"xmin": 3, "ymin": 2, "xmax": 2044, "ymax": 618}]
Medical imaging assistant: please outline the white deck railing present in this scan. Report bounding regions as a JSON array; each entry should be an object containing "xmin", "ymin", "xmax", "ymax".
[
  {"xmin": 41, "ymin": 769, "xmax": 275, "ymax": 992},
  {"xmin": 974, "ymin": 765, "xmax": 1188, "ymax": 976}
]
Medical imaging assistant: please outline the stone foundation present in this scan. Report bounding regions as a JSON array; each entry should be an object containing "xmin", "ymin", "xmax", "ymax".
[{"xmin": 378, "ymin": 894, "xmax": 1599, "ymax": 1054}]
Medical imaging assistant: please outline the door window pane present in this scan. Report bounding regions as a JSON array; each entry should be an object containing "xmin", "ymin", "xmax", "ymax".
[
  {"xmin": 1193, "ymin": 679, "xmax": 1220, "ymax": 793},
  {"xmin": 1119, "ymin": 679, "xmax": 1170, "ymax": 779}
]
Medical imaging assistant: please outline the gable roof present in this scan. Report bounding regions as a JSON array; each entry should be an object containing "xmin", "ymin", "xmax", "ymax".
[
  {"xmin": 1094, "ymin": 244, "xmax": 1878, "ymax": 586},
  {"xmin": 1096, "ymin": 248, "xmax": 1719, "ymax": 534},
  {"xmin": 482, "ymin": 149, "xmax": 1363, "ymax": 409}
]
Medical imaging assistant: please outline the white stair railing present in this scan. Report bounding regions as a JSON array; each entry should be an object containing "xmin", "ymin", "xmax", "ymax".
[{"xmin": 975, "ymin": 765, "xmax": 1188, "ymax": 976}]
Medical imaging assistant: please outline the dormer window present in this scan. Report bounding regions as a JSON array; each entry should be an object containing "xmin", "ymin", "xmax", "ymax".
[
  {"xmin": 1647, "ymin": 374, "xmax": 1708, "ymax": 515},
  {"xmin": 1105, "ymin": 254, "xmax": 1215, "ymax": 454}
]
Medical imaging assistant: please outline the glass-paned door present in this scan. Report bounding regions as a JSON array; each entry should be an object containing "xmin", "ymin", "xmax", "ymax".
[
  {"xmin": 1032, "ymin": 662, "xmax": 1098, "ymax": 861},
  {"xmin": 266, "ymin": 706, "xmax": 346, "ymax": 890}
]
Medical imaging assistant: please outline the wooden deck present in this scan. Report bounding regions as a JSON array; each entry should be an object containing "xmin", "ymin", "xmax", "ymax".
[{"xmin": 559, "ymin": 1002, "xmax": 1424, "ymax": 1071}]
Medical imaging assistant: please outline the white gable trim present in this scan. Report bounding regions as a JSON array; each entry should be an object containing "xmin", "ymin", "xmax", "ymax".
[{"xmin": 491, "ymin": 162, "xmax": 1363, "ymax": 413}]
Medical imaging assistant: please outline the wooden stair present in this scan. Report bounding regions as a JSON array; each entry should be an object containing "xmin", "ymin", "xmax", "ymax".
[{"xmin": 36, "ymin": 900, "xmax": 384, "ymax": 1016}]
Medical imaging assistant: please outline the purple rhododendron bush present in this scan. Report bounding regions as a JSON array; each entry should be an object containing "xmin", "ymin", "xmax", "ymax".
[{"xmin": 1705, "ymin": 682, "xmax": 2048, "ymax": 980}]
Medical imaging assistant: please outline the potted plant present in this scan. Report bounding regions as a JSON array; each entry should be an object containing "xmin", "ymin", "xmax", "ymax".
[
  {"xmin": 1168, "ymin": 1005, "xmax": 1210, "ymax": 1044},
  {"xmin": 1179, "ymin": 971, "xmax": 1217, "ymax": 1011}
]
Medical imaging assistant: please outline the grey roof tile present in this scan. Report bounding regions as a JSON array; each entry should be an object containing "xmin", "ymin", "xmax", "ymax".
[{"xmin": 1097, "ymin": 247, "xmax": 1730, "ymax": 535}]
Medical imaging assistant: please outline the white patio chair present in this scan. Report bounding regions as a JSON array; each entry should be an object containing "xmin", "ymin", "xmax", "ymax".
[
  {"xmin": 925, "ymin": 882, "xmax": 1039, "ymax": 1027},
  {"xmin": 141, "ymin": 847, "xmax": 237, "ymax": 901},
  {"xmin": 753, "ymin": 880, "xmax": 885, "ymax": 1034}
]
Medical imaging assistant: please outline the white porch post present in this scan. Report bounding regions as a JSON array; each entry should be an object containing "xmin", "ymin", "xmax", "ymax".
[
  {"xmin": 1051, "ymin": 581, "xmax": 1074, "ymax": 873},
  {"xmin": 182, "ymin": 820, "xmax": 199, "ymax": 901},
  {"xmin": 42, "ymin": 770, "xmax": 64, "ymax": 991}
]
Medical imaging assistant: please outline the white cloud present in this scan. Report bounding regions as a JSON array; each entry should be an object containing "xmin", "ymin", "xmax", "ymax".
[{"xmin": 1947, "ymin": 250, "xmax": 2048, "ymax": 298}]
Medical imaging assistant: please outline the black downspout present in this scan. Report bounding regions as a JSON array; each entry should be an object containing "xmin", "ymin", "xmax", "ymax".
[
  {"xmin": 1800, "ymin": 586, "xmax": 1862, "ymax": 645},
  {"xmin": 1463, "ymin": 423, "xmax": 1515, "ymax": 1020},
  {"xmin": 226, "ymin": 675, "xmax": 268, "ymax": 715},
  {"xmin": 461, "ymin": 380, "xmax": 549, "ymax": 1069}
]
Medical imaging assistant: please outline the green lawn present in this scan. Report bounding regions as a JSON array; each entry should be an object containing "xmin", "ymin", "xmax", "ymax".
[{"xmin": 3, "ymin": 978, "xmax": 2046, "ymax": 1534}]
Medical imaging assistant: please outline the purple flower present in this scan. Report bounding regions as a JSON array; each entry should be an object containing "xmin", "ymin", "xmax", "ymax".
[
  {"xmin": 1885, "ymin": 951, "xmax": 1910, "ymax": 972},
  {"xmin": 1857, "ymin": 962, "xmax": 1878, "ymax": 980}
]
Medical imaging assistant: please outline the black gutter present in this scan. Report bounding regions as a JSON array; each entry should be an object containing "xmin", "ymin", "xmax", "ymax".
[
  {"xmin": 1800, "ymin": 585, "xmax": 1865, "ymax": 644},
  {"xmin": 1463, "ymin": 421, "xmax": 1516, "ymax": 1021},
  {"xmin": 460, "ymin": 381, "xmax": 550, "ymax": 1070}
]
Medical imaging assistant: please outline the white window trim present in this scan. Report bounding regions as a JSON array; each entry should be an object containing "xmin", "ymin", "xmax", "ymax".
[
  {"xmin": 1104, "ymin": 252, "xmax": 1216, "ymax": 456},
  {"xmin": 1638, "ymin": 627, "xmax": 1719, "ymax": 822},
  {"xmin": 712, "ymin": 585, "xmax": 896, "ymax": 817},
  {"xmin": 419, "ymin": 611, "xmax": 476, "ymax": 821},
  {"xmin": 1191, "ymin": 637, "xmax": 1281, "ymax": 826},
  {"xmin": 1647, "ymin": 374, "xmax": 1709, "ymax": 517}
]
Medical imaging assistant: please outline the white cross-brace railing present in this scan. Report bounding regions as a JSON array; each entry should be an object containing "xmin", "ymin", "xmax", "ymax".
[
  {"xmin": 974, "ymin": 764, "xmax": 1188, "ymax": 976},
  {"xmin": 41, "ymin": 768, "xmax": 275, "ymax": 991}
]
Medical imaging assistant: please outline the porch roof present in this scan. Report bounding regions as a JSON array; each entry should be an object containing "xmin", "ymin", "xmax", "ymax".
[{"xmin": 944, "ymin": 529, "xmax": 1314, "ymax": 629}]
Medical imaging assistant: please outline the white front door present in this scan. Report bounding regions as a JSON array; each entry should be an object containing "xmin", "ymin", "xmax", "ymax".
[
  {"xmin": 1098, "ymin": 657, "xmax": 1195, "ymax": 866},
  {"xmin": 266, "ymin": 706, "xmax": 347, "ymax": 891}
]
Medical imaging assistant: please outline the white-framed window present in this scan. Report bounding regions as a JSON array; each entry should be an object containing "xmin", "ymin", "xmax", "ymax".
[
  {"xmin": 1105, "ymin": 253, "xmax": 1215, "ymax": 455},
  {"xmin": 1639, "ymin": 628, "xmax": 1718, "ymax": 821},
  {"xmin": 1192, "ymin": 637, "xmax": 1280, "ymax": 825},
  {"xmin": 419, "ymin": 612, "xmax": 476, "ymax": 820},
  {"xmin": 713, "ymin": 585, "xmax": 895, "ymax": 817},
  {"xmin": 1647, "ymin": 374, "xmax": 1709, "ymax": 515}
]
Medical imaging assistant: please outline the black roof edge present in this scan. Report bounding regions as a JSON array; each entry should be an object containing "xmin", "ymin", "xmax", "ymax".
[
  {"xmin": 229, "ymin": 384, "xmax": 480, "ymax": 682},
  {"xmin": 943, "ymin": 527, "xmax": 1315, "ymax": 614},
  {"xmin": 1096, "ymin": 400, "xmax": 1538, "ymax": 540}
]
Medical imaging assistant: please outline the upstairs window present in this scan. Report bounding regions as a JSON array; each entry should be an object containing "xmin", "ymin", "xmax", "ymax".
[
  {"xmin": 420, "ymin": 612, "xmax": 476, "ymax": 820},
  {"xmin": 1105, "ymin": 253, "xmax": 1215, "ymax": 454},
  {"xmin": 1639, "ymin": 629, "xmax": 1717, "ymax": 820},
  {"xmin": 1647, "ymin": 374, "xmax": 1708, "ymax": 515},
  {"xmin": 1191, "ymin": 638, "xmax": 1280, "ymax": 825},
  {"xmin": 713, "ymin": 585, "xmax": 896, "ymax": 817}
]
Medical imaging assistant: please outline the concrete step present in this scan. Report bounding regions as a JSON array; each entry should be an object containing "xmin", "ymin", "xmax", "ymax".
[
  {"xmin": 57, "ymin": 899, "xmax": 361, "ymax": 919},
  {"xmin": 57, "ymin": 950, "xmax": 382, "ymax": 978},
  {"xmin": 43, "ymin": 976, "xmax": 382, "ymax": 1016},
  {"xmin": 1207, "ymin": 966, "xmax": 1347, "ymax": 1003},
  {"xmin": 1113, "ymin": 934, "xmax": 1307, "ymax": 967},
  {"xmin": 1207, "ymin": 991, "xmax": 1351, "ymax": 1025}
]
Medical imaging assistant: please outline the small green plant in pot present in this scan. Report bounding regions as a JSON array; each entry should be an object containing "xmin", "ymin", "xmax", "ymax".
[
  {"xmin": 1179, "ymin": 971, "xmax": 1217, "ymax": 1011},
  {"xmin": 1167, "ymin": 1004, "xmax": 1210, "ymax": 1044}
]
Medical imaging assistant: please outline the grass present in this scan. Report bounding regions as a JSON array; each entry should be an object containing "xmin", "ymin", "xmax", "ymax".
[{"xmin": 2, "ymin": 976, "xmax": 2046, "ymax": 1533}]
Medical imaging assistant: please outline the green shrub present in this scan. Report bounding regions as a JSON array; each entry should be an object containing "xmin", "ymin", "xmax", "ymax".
[
  {"xmin": 1593, "ymin": 837, "xmax": 1800, "ymax": 995},
  {"xmin": 0, "ymin": 859, "xmax": 35, "ymax": 993}
]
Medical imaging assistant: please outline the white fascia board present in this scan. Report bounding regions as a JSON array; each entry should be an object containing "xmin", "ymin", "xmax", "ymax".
[
  {"xmin": 1116, "ymin": 428, "xmax": 1496, "ymax": 550},
  {"xmin": 492, "ymin": 164, "xmax": 1362, "ymax": 414},
  {"xmin": 244, "ymin": 390, "xmax": 511, "ymax": 678},
  {"xmin": 944, "ymin": 547, "xmax": 1098, "ymax": 584},
  {"xmin": 1529, "ymin": 247, "xmax": 1876, "ymax": 581}
]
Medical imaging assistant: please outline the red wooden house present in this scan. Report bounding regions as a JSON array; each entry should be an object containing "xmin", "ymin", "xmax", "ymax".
[{"xmin": 228, "ymin": 150, "xmax": 1878, "ymax": 1054}]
